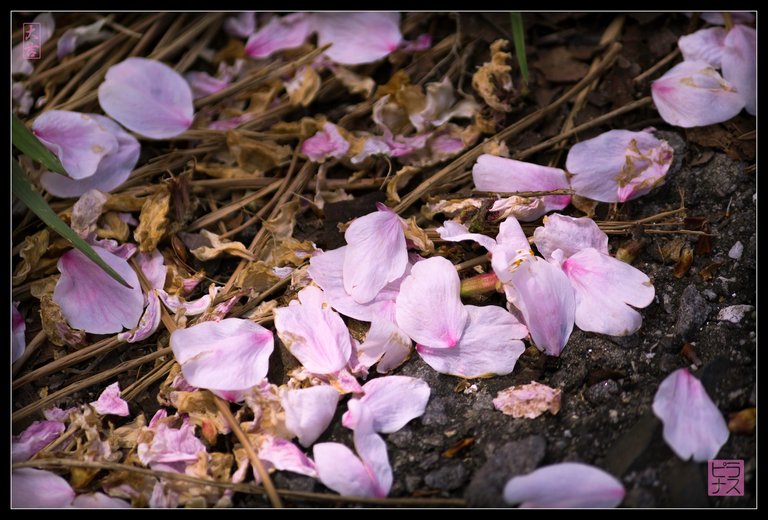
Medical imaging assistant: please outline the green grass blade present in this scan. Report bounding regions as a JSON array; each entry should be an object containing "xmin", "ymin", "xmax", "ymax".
[
  {"xmin": 12, "ymin": 160, "xmax": 132, "ymax": 288},
  {"xmin": 12, "ymin": 113, "xmax": 66, "ymax": 174},
  {"xmin": 510, "ymin": 12, "xmax": 529, "ymax": 85}
]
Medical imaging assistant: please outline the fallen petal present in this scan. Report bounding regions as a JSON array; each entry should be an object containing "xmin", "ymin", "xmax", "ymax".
[
  {"xmin": 357, "ymin": 311, "xmax": 413, "ymax": 373},
  {"xmin": 57, "ymin": 18, "xmax": 110, "ymax": 59},
  {"xmin": 12, "ymin": 302, "xmax": 26, "ymax": 363},
  {"xmin": 282, "ymin": 385, "xmax": 340, "ymax": 447},
  {"xmin": 224, "ymin": 12, "xmax": 256, "ymax": 38},
  {"xmin": 652, "ymin": 368, "xmax": 729, "ymax": 461},
  {"xmin": 533, "ymin": 213, "xmax": 609, "ymax": 259},
  {"xmin": 722, "ymin": 24, "xmax": 756, "ymax": 115},
  {"xmin": 699, "ymin": 11, "xmax": 754, "ymax": 25},
  {"xmin": 12, "ymin": 468, "xmax": 75, "ymax": 508},
  {"xmin": 678, "ymin": 27, "xmax": 727, "ymax": 68},
  {"xmin": 313, "ymin": 442, "xmax": 381, "ymax": 498},
  {"xmin": 314, "ymin": 12, "xmax": 403, "ymax": 65},
  {"xmin": 71, "ymin": 493, "xmax": 132, "ymax": 508},
  {"xmin": 12, "ymin": 420, "xmax": 65, "ymax": 462},
  {"xmin": 90, "ymin": 381, "xmax": 130, "ymax": 416},
  {"xmin": 342, "ymin": 375, "xmax": 430, "ymax": 433},
  {"xmin": 351, "ymin": 399, "xmax": 392, "ymax": 496},
  {"xmin": 137, "ymin": 416, "xmax": 206, "ymax": 470},
  {"xmin": 258, "ymin": 435, "xmax": 317, "ymax": 477},
  {"xmin": 504, "ymin": 463, "xmax": 625, "ymax": 508},
  {"xmin": 301, "ymin": 122, "xmax": 350, "ymax": 162},
  {"xmin": 437, "ymin": 220, "xmax": 497, "ymax": 251},
  {"xmin": 493, "ymin": 381, "xmax": 562, "ymax": 419},
  {"xmin": 245, "ymin": 13, "xmax": 311, "ymax": 59},
  {"xmin": 716, "ymin": 304, "xmax": 754, "ymax": 324},
  {"xmin": 185, "ymin": 71, "xmax": 230, "ymax": 99}
]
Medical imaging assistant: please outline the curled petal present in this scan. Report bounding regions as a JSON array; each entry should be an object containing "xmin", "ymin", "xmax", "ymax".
[
  {"xmin": 157, "ymin": 288, "xmax": 215, "ymax": 316},
  {"xmin": 258, "ymin": 436, "xmax": 317, "ymax": 478},
  {"xmin": 170, "ymin": 318, "xmax": 274, "ymax": 394},
  {"xmin": 185, "ymin": 71, "xmax": 229, "ymax": 99},
  {"xmin": 314, "ymin": 12, "xmax": 403, "ymax": 65},
  {"xmin": 437, "ymin": 220, "xmax": 497, "ymax": 251},
  {"xmin": 395, "ymin": 256, "xmax": 468, "ymax": 349},
  {"xmin": 72, "ymin": 493, "xmax": 132, "ymax": 508},
  {"xmin": 273, "ymin": 286, "xmax": 351, "ymax": 374},
  {"xmin": 678, "ymin": 27, "xmax": 726, "ymax": 68},
  {"xmin": 57, "ymin": 18, "xmax": 109, "ymax": 59},
  {"xmin": 504, "ymin": 463, "xmax": 625, "ymax": 508},
  {"xmin": 351, "ymin": 400, "xmax": 392, "ymax": 496},
  {"xmin": 137, "ymin": 416, "xmax": 206, "ymax": 470},
  {"xmin": 282, "ymin": 385, "xmax": 340, "ymax": 447},
  {"xmin": 342, "ymin": 375, "xmax": 430, "ymax": 433},
  {"xmin": 314, "ymin": 442, "xmax": 381, "ymax": 498},
  {"xmin": 12, "ymin": 302, "xmax": 26, "ymax": 363},
  {"xmin": 651, "ymin": 60, "xmax": 744, "ymax": 128},
  {"xmin": 344, "ymin": 205, "xmax": 407, "ymax": 304},
  {"xmin": 90, "ymin": 381, "xmax": 130, "ymax": 416},
  {"xmin": 652, "ymin": 368, "xmax": 729, "ymax": 461},
  {"xmin": 54, "ymin": 246, "xmax": 144, "ymax": 334},
  {"xmin": 561, "ymin": 248, "xmax": 655, "ymax": 336},
  {"xmin": 301, "ymin": 122, "xmax": 350, "ymax": 162},
  {"xmin": 12, "ymin": 468, "xmax": 75, "ymax": 508},
  {"xmin": 12, "ymin": 420, "xmax": 65, "ymax": 462},
  {"xmin": 99, "ymin": 57, "xmax": 194, "ymax": 139},
  {"xmin": 533, "ymin": 214, "xmax": 609, "ymax": 259},
  {"xmin": 722, "ymin": 25, "xmax": 756, "ymax": 115},
  {"xmin": 566, "ymin": 129, "xmax": 673, "ymax": 203},
  {"xmin": 224, "ymin": 12, "xmax": 256, "ymax": 38},
  {"xmin": 245, "ymin": 13, "xmax": 311, "ymax": 59},
  {"xmin": 417, "ymin": 305, "xmax": 526, "ymax": 378},
  {"xmin": 357, "ymin": 312, "xmax": 413, "ymax": 373},
  {"xmin": 117, "ymin": 289, "xmax": 162, "ymax": 343}
]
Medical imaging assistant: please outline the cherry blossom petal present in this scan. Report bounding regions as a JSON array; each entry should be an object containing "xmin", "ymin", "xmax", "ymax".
[
  {"xmin": 395, "ymin": 256, "xmax": 468, "ymax": 349},
  {"xmin": 116, "ymin": 292, "xmax": 161, "ymax": 343},
  {"xmin": 157, "ymin": 289, "xmax": 215, "ymax": 317},
  {"xmin": 651, "ymin": 60, "xmax": 744, "ymax": 128},
  {"xmin": 12, "ymin": 420, "xmax": 65, "ymax": 462},
  {"xmin": 245, "ymin": 13, "xmax": 311, "ymax": 59},
  {"xmin": 722, "ymin": 25, "xmax": 756, "ymax": 115},
  {"xmin": 533, "ymin": 214, "xmax": 609, "ymax": 259},
  {"xmin": 137, "ymin": 416, "xmax": 206, "ymax": 470},
  {"xmin": 566, "ymin": 130, "xmax": 673, "ymax": 203},
  {"xmin": 282, "ymin": 385, "xmax": 340, "ymax": 447},
  {"xmin": 90, "ymin": 381, "xmax": 130, "ymax": 416},
  {"xmin": 301, "ymin": 122, "xmax": 350, "ymax": 162},
  {"xmin": 560, "ymin": 248, "xmax": 655, "ymax": 336},
  {"xmin": 137, "ymin": 250, "xmax": 166, "ymax": 290},
  {"xmin": 314, "ymin": 12, "xmax": 403, "ymax": 65},
  {"xmin": 490, "ymin": 217, "xmax": 534, "ymax": 283},
  {"xmin": 351, "ymin": 400, "xmax": 392, "ymax": 495},
  {"xmin": 274, "ymin": 286, "xmax": 351, "ymax": 374},
  {"xmin": 417, "ymin": 305, "xmax": 526, "ymax": 378},
  {"xmin": 343, "ymin": 205, "xmax": 408, "ymax": 304},
  {"xmin": 342, "ymin": 376, "xmax": 430, "ymax": 433},
  {"xmin": 54, "ymin": 246, "xmax": 144, "ymax": 334},
  {"xmin": 699, "ymin": 11, "xmax": 754, "ymax": 25},
  {"xmin": 12, "ymin": 302, "xmax": 26, "ymax": 363},
  {"xmin": 504, "ymin": 463, "xmax": 625, "ymax": 508},
  {"xmin": 652, "ymin": 368, "xmax": 729, "ymax": 461},
  {"xmin": 258, "ymin": 436, "xmax": 317, "ymax": 478},
  {"xmin": 314, "ymin": 442, "xmax": 381, "ymax": 497},
  {"xmin": 12, "ymin": 468, "xmax": 75, "ymax": 508},
  {"xmin": 40, "ymin": 115, "xmax": 141, "ymax": 198},
  {"xmin": 224, "ymin": 12, "xmax": 256, "ymax": 38},
  {"xmin": 473, "ymin": 155, "xmax": 571, "ymax": 220},
  {"xmin": 678, "ymin": 27, "xmax": 726, "ymax": 68},
  {"xmin": 32, "ymin": 111, "xmax": 118, "ymax": 180},
  {"xmin": 437, "ymin": 220, "xmax": 497, "ymax": 251},
  {"xmin": 170, "ymin": 318, "xmax": 273, "ymax": 394},
  {"xmin": 99, "ymin": 57, "xmax": 194, "ymax": 139},
  {"xmin": 505, "ymin": 256, "xmax": 575, "ymax": 356},
  {"xmin": 71, "ymin": 493, "xmax": 132, "ymax": 508},
  {"xmin": 185, "ymin": 71, "xmax": 229, "ymax": 99},
  {"xmin": 57, "ymin": 18, "xmax": 109, "ymax": 59},
  {"xmin": 358, "ymin": 312, "xmax": 413, "ymax": 373}
]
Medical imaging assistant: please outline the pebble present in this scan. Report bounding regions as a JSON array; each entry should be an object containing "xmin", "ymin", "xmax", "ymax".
[
  {"xmin": 717, "ymin": 304, "xmax": 755, "ymax": 324},
  {"xmin": 585, "ymin": 379, "xmax": 620, "ymax": 404},
  {"xmin": 674, "ymin": 285, "xmax": 712, "ymax": 340},
  {"xmin": 728, "ymin": 241, "xmax": 744, "ymax": 260},
  {"xmin": 423, "ymin": 461, "xmax": 469, "ymax": 491}
]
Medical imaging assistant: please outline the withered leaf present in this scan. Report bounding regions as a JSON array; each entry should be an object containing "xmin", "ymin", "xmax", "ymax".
[
  {"xmin": 40, "ymin": 293, "xmax": 86, "ymax": 347},
  {"xmin": 472, "ymin": 39, "xmax": 515, "ymax": 112},
  {"xmin": 13, "ymin": 228, "xmax": 49, "ymax": 285},
  {"xmin": 182, "ymin": 229, "xmax": 254, "ymax": 261},
  {"xmin": 286, "ymin": 66, "xmax": 321, "ymax": 107},
  {"xmin": 672, "ymin": 247, "xmax": 694, "ymax": 278},
  {"xmin": 534, "ymin": 46, "xmax": 590, "ymax": 83},
  {"xmin": 97, "ymin": 211, "xmax": 130, "ymax": 242},
  {"xmin": 134, "ymin": 187, "xmax": 170, "ymax": 252},
  {"xmin": 226, "ymin": 130, "xmax": 292, "ymax": 174}
]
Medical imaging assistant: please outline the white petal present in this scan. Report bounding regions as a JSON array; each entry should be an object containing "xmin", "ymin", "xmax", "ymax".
[
  {"xmin": 342, "ymin": 376, "xmax": 430, "ymax": 433},
  {"xmin": 678, "ymin": 27, "xmax": 726, "ymax": 68},
  {"xmin": 437, "ymin": 220, "xmax": 497, "ymax": 251},
  {"xmin": 722, "ymin": 25, "xmax": 756, "ymax": 115},
  {"xmin": 314, "ymin": 12, "xmax": 403, "ymax": 65},
  {"xmin": 533, "ymin": 214, "xmax": 608, "ymax": 259},
  {"xmin": 281, "ymin": 385, "xmax": 340, "ymax": 447}
]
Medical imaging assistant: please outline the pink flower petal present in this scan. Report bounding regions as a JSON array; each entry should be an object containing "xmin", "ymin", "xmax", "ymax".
[
  {"xmin": 504, "ymin": 463, "xmax": 625, "ymax": 508},
  {"xmin": 342, "ymin": 375, "xmax": 430, "ymax": 433},
  {"xmin": 533, "ymin": 214, "xmax": 609, "ymax": 259},
  {"xmin": 12, "ymin": 420, "xmax": 65, "ymax": 462},
  {"xmin": 301, "ymin": 122, "xmax": 350, "ymax": 162},
  {"xmin": 273, "ymin": 286, "xmax": 351, "ymax": 375},
  {"xmin": 12, "ymin": 468, "xmax": 75, "ymax": 508},
  {"xmin": 350, "ymin": 399, "xmax": 392, "ymax": 495},
  {"xmin": 652, "ymin": 368, "xmax": 729, "ymax": 461},
  {"xmin": 90, "ymin": 381, "xmax": 130, "ymax": 416},
  {"xmin": 258, "ymin": 435, "xmax": 317, "ymax": 478},
  {"xmin": 71, "ymin": 493, "xmax": 132, "ymax": 508},
  {"xmin": 33, "ymin": 110, "xmax": 119, "ymax": 180},
  {"xmin": 157, "ymin": 288, "xmax": 215, "ymax": 316},
  {"xmin": 504, "ymin": 256, "xmax": 575, "ymax": 356},
  {"xmin": 245, "ymin": 13, "xmax": 311, "ymax": 59},
  {"xmin": 560, "ymin": 248, "xmax": 655, "ymax": 336},
  {"xmin": 566, "ymin": 129, "xmax": 673, "ymax": 203},
  {"xmin": 437, "ymin": 220, "xmax": 497, "ymax": 251},
  {"xmin": 137, "ymin": 250, "xmax": 166, "ymax": 290},
  {"xmin": 490, "ymin": 217, "xmax": 533, "ymax": 284},
  {"xmin": 281, "ymin": 385, "xmax": 340, "ymax": 447},
  {"xmin": 54, "ymin": 246, "xmax": 144, "ymax": 334},
  {"xmin": 344, "ymin": 204, "xmax": 408, "ymax": 304},
  {"xmin": 41, "ymin": 114, "xmax": 141, "ymax": 198},
  {"xmin": 651, "ymin": 60, "xmax": 744, "ymax": 128},
  {"xmin": 700, "ymin": 11, "xmax": 754, "ymax": 25},
  {"xmin": 57, "ymin": 18, "xmax": 109, "ymax": 59},
  {"xmin": 678, "ymin": 27, "xmax": 726, "ymax": 68},
  {"xmin": 472, "ymin": 155, "xmax": 571, "ymax": 220},
  {"xmin": 395, "ymin": 256, "xmax": 468, "ymax": 349},
  {"xmin": 137, "ymin": 416, "xmax": 206, "ymax": 471},
  {"xmin": 417, "ymin": 305, "xmax": 526, "ymax": 378},
  {"xmin": 185, "ymin": 71, "xmax": 230, "ymax": 99},
  {"xmin": 313, "ymin": 443, "xmax": 381, "ymax": 498},
  {"xmin": 357, "ymin": 312, "xmax": 413, "ymax": 373},
  {"xmin": 722, "ymin": 25, "xmax": 756, "ymax": 115},
  {"xmin": 98, "ymin": 57, "xmax": 194, "ymax": 139},
  {"xmin": 314, "ymin": 12, "xmax": 403, "ymax": 65},
  {"xmin": 12, "ymin": 302, "xmax": 26, "ymax": 363},
  {"xmin": 170, "ymin": 318, "xmax": 274, "ymax": 394},
  {"xmin": 224, "ymin": 12, "xmax": 256, "ymax": 38}
]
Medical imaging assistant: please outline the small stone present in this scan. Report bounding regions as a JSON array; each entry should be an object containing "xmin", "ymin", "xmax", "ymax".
[
  {"xmin": 702, "ymin": 289, "xmax": 718, "ymax": 302},
  {"xmin": 585, "ymin": 379, "xmax": 620, "ymax": 404},
  {"xmin": 717, "ymin": 304, "xmax": 754, "ymax": 324},
  {"xmin": 728, "ymin": 241, "xmax": 744, "ymax": 260},
  {"xmin": 424, "ymin": 462, "xmax": 469, "ymax": 491},
  {"xmin": 674, "ymin": 285, "xmax": 712, "ymax": 340}
]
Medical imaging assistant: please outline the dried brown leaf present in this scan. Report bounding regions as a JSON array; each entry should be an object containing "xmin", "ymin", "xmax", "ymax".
[
  {"xmin": 40, "ymin": 293, "xmax": 86, "ymax": 347},
  {"xmin": 226, "ymin": 130, "xmax": 292, "ymax": 174},
  {"xmin": 672, "ymin": 247, "xmax": 694, "ymax": 278},
  {"xmin": 332, "ymin": 65, "xmax": 375, "ymax": 98},
  {"xmin": 182, "ymin": 229, "xmax": 253, "ymax": 261},
  {"xmin": 97, "ymin": 211, "xmax": 130, "ymax": 241},
  {"xmin": 534, "ymin": 46, "xmax": 590, "ymax": 83},
  {"xmin": 386, "ymin": 166, "xmax": 420, "ymax": 204},
  {"xmin": 472, "ymin": 39, "xmax": 515, "ymax": 112},
  {"xmin": 134, "ymin": 187, "xmax": 170, "ymax": 252},
  {"xmin": 13, "ymin": 228, "xmax": 49, "ymax": 285},
  {"xmin": 235, "ymin": 260, "xmax": 281, "ymax": 291},
  {"xmin": 402, "ymin": 216, "xmax": 434, "ymax": 254},
  {"xmin": 286, "ymin": 66, "xmax": 321, "ymax": 107}
]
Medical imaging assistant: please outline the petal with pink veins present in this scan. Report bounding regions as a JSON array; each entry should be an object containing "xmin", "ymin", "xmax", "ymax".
[
  {"xmin": 560, "ymin": 248, "xmax": 655, "ymax": 336},
  {"xmin": 342, "ymin": 375, "xmax": 430, "ymax": 433},
  {"xmin": 504, "ymin": 256, "xmax": 575, "ymax": 356},
  {"xmin": 71, "ymin": 493, "xmax": 132, "ymax": 508},
  {"xmin": 504, "ymin": 463, "xmax": 625, "ymax": 508},
  {"xmin": 301, "ymin": 122, "xmax": 350, "ymax": 162},
  {"xmin": 282, "ymin": 385, "xmax": 340, "ymax": 447},
  {"xmin": 395, "ymin": 256, "xmax": 468, "ymax": 349},
  {"xmin": 99, "ymin": 57, "xmax": 194, "ymax": 139},
  {"xmin": 566, "ymin": 129, "xmax": 673, "ymax": 203},
  {"xmin": 12, "ymin": 468, "xmax": 75, "ymax": 508},
  {"xmin": 437, "ymin": 220, "xmax": 497, "ymax": 251},
  {"xmin": 417, "ymin": 305, "xmax": 526, "ymax": 378},
  {"xmin": 245, "ymin": 13, "xmax": 311, "ymax": 59},
  {"xmin": 344, "ymin": 204, "xmax": 407, "ymax": 304},
  {"xmin": 652, "ymin": 368, "xmax": 729, "ymax": 461},
  {"xmin": 170, "ymin": 318, "xmax": 274, "ymax": 394},
  {"xmin": 12, "ymin": 302, "xmax": 26, "ymax": 363},
  {"xmin": 12, "ymin": 420, "xmax": 65, "ymax": 462},
  {"xmin": 54, "ymin": 246, "xmax": 144, "ymax": 334},
  {"xmin": 314, "ymin": 12, "xmax": 403, "ymax": 65},
  {"xmin": 651, "ymin": 60, "xmax": 744, "ymax": 128},
  {"xmin": 274, "ymin": 286, "xmax": 351, "ymax": 374},
  {"xmin": 32, "ymin": 110, "xmax": 118, "ymax": 179},
  {"xmin": 90, "ymin": 381, "xmax": 130, "ymax": 416},
  {"xmin": 722, "ymin": 25, "xmax": 756, "ymax": 115},
  {"xmin": 678, "ymin": 27, "xmax": 726, "ymax": 68},
  {"xmin": 533, "ymin": 214, "xmax": 609, "ymax": 259}
]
